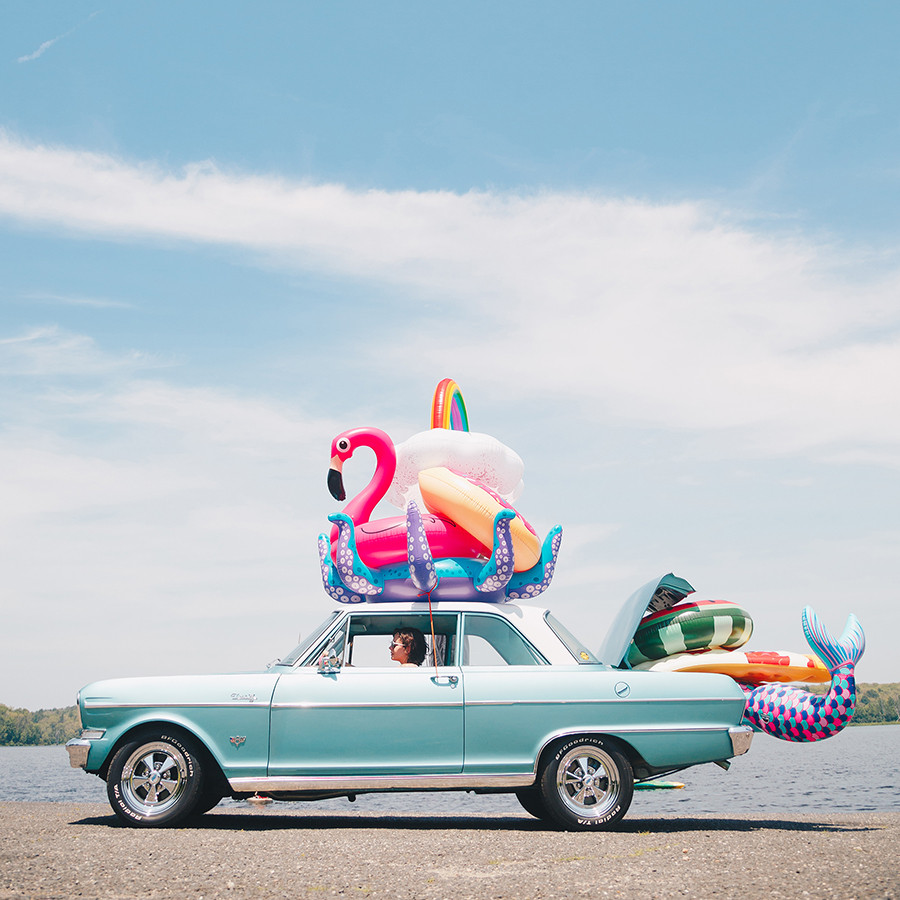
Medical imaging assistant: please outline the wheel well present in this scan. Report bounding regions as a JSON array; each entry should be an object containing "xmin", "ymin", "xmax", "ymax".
[
  {"xmin": 536, "ymin": 732, "xmax": 642, "ymax": 779},
  {"xmin": 99, "ymin": 721, "xmax": 228, "ymax": 792}
]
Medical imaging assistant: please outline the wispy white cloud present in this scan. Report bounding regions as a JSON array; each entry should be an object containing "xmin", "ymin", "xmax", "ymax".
[
  {"xmin": 16, "ymin": 11, "xmax": 100, "ymax": 63},
  {"xmin": 2, "ymin": 134, "xmax": 896, "ymax": 466},
  {"xmin": 18, "ymin": 38, "xmax": 59, "ymax": 63},
  {"xmin": 0, "ymin": 325, "xmax": 163, "ymax": 376}
]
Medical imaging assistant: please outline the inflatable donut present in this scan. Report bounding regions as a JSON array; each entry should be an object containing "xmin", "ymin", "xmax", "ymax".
[
  {"xmin": 418, "ymin": 466, "xmax": 541, "ymax": 572},
  {"xmin": 625, "ymin": 599, "xmax": 753, "ymax": 667},
  {"xmin": 633, "ymin": 648, "xmax": 830, "ymax": 685}
]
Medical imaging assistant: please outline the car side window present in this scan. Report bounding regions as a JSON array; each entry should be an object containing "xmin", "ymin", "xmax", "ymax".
[
  {"xmin": 461, "ymin": 614, "xmax": 546, "ymax": 666},
  {"xmin": 309, "ymin": 613, "xmax": 459, "ymax": 667}
]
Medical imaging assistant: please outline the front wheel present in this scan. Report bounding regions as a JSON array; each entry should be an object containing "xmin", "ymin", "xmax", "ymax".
[
  {"xmin": 107, "ymin": 731, "xmax": 204, "ymax": 827},
  {"xmin": 515, "ymin": 787, "xmax": 551, "ymax": 820},
  {"xmin": 539, "ymin": 737, "xmax": 633, "ymax": 831}
]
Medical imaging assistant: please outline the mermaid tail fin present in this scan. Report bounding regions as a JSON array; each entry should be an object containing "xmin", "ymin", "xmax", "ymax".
[
  {"xmin": 742, "ymin": 606, "xmax": 863, "ymax": 742},
  {"xmin": 406, "ymin": 501, "xmax": 438, "ymax": 593},
  {"xmin": 802, "ymin": 606, "xmax": 865, "ymax": 673}
]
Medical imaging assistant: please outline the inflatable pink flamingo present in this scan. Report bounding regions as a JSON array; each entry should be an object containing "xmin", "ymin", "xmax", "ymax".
[{"xmin": 328, "ymin": 427, "xmax": 487, "ymax": 567}]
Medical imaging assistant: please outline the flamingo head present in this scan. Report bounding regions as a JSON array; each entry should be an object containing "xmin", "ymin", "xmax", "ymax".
[{"xmin": 328, "ymin": 427, "xmax": 395, "ymax": 503}]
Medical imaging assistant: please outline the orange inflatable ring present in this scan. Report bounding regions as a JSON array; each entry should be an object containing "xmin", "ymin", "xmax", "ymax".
[
  {"xmin": 633, "ymin": 648, "xmax": 830, "ymax": 685},
  {"xmin": 418, "ymin": 466, "xmax": 541, "ymax": 572}
]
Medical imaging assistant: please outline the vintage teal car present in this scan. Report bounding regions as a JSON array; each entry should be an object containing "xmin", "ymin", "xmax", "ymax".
[{"xmin": 66, "ymin": 574, "xmax": 753, "ymax": 830}]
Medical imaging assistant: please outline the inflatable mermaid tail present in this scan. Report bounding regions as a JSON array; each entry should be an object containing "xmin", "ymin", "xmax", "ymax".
[
  {"xmin": 803, "ymin": 606, "xmax": 865, "ymax": 672},
  {"xmin": 741, "ymin": 607, "xmax": 865, "ymax": 742}
]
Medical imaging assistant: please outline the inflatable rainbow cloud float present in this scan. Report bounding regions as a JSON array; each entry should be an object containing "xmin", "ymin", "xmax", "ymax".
[{"xmin": 318, "ymin": 379, "xmax": 562, "ymax": 604}]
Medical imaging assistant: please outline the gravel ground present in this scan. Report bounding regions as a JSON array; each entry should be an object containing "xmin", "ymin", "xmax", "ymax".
[{"xmin": 1, "ymin": 802, "xmax": 897, "ymax": 900}]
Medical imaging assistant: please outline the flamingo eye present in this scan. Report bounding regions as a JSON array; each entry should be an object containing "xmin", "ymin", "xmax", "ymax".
[{"xmin": 337, "ymin": 438, "xmax": 350, "ymax": 452}]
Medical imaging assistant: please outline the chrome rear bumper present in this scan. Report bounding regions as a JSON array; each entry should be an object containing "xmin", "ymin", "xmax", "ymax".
[{"xmin": 728, "ymin": 725, "xmax": 753, "ymax": 756}]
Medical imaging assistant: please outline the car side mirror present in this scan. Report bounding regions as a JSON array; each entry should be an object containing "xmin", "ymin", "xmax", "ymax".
[{"xmin": 317, "ymin": 643, "xmax": 342, "ymax": 673}]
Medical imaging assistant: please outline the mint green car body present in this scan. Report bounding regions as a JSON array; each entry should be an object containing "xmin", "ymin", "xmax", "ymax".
[{"xmin": 68, "ymin": 575, "xmax": 753, "ymax": 829}]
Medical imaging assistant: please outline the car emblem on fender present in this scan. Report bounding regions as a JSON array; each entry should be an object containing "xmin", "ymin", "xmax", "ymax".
[{"xmin": 230, "ymin": 736, "xmax": 246, "ymax": 747}]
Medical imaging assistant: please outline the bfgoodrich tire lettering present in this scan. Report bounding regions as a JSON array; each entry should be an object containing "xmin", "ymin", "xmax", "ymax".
[
  {"xmin": 106, "ymin": 731, "xmax": 204, "ymax": 827},
  {"xmin": 539, "ymin": 736, "xmax": 633, "ymax": 831}
]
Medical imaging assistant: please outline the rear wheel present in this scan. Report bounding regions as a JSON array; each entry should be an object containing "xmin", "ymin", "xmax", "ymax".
[
  {"xmin": 539, "ymin": 737, "xmax": 633, "ymax": 831},
  {"xmin": 107, "ymin": 731, "xmax": 204, "ymax": 827}
]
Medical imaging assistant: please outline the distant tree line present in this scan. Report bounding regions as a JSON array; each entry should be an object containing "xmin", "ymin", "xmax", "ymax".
[
  {"xmin": 852, "ymin": 682, "xmax": 900, "ymax": 725},
  {"xmin": 0, "ymin": 704, "xmax": 82, "ymax": 746},
  {"xmin": 1, "ymin": 683, "xmax": 898, "ymax": 745}
]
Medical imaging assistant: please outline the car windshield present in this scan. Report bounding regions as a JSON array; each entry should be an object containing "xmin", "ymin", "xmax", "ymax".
[
  {"xmin": 278, "ymin": 611, "xmax": 342, "ymax": 666},
  {"xmin": 544, "ymin": 612, "xmax": 601, "ymax": 664}
]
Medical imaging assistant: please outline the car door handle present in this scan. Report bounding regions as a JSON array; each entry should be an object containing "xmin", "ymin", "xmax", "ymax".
[{"xmin": 431, "ymin": 675, "xmax": 459, "ymax": 685}]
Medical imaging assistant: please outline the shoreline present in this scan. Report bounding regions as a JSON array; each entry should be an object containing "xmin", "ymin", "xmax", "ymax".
[{"xmin": 2, "ymin": 802, "xmax": 898, "ymax": 899}]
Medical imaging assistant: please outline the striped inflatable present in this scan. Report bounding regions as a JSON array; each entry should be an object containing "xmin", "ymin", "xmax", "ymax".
[{"xmin": 625, "ymin": 599, "xmax": 753, "ymax": 667}]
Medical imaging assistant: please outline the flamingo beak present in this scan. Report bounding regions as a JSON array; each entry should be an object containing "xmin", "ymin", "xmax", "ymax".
[{"xmin": 328, "ymin": 456, "xmax": 346, "ymax": 501}]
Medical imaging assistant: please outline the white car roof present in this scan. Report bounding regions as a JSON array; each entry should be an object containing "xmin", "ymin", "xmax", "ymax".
[{"xmin": 328, "ymin": 600, "xmax": 581, "ymax": 666}]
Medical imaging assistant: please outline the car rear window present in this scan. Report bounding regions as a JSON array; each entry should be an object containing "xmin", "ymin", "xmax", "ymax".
[{"xmin": 544, "ymin": 612, "xmax": 601, "ymax": 664}]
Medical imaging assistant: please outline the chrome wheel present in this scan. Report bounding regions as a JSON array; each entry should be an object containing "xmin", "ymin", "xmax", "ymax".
[
  {"xmin": 121, "ymin": 742, "xmax": 189, "ymax": 816},
  {"xmin": 540, "ymin": 737, "xmax": 633, "ymax": 830},
  {"xmin": 556, "ymin": 746, "xmax": 620, "ymax": 817},
  {"xmin": 107, "ymin": 731, "xmax": 204, "ymax": 827}
]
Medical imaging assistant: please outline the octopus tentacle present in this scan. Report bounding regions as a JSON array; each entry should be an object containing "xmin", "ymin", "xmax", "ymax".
[
  {"xmin": 741, "ymin": 607, "xmax": 865, "ymax": 742},
  {"xmin": 317, "ymin": 534, "xmax": 365, "ymax": 604},
  {"xmin": 506, "ymin": 526, "xmax": 563, "ymax": 601},
  {"xmin": 475, "ymin": 510, "xmax": 516, "ymax": 593},
  {"xmin": 328, "ymin": 513, "xmax": 383, "ymax": 596},
  {"xmin": 406, "ymin": 501, "xmax": 437, "ymax": 594}
]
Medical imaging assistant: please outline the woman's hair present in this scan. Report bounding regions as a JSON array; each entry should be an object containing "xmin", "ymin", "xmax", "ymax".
[{"xmin": 394, "ymin": 627, "xmax": 427, "ymax": 666}]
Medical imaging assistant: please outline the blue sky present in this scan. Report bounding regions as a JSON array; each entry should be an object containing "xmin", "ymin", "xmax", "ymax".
[{"xmin": 2, "ymin": 2, "xmax": 898, "ymax": 709}]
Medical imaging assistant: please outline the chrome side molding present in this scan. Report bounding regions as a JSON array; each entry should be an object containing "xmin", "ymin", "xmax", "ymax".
[{"xmin": 229, "ymin": 772, "xmax": 535, "ymax": 794}]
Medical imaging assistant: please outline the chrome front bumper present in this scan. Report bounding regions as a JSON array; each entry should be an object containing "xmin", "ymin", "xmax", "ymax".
[
  {"xmin": 66, "ymin": 739, "xmax": 91, "ymax": 769},
  {"xmin": 728, "ymin": 725, "xmax": 753, "ymax": 757},
  {"xmin": 66, "ymin": 730, "xmax": 105, "ymax": 769}
]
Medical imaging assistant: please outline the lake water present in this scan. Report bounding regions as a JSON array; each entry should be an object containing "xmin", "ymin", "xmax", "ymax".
[{"xmin": 1, "ymin": 725, "xmax": 897, "ymax": 817}]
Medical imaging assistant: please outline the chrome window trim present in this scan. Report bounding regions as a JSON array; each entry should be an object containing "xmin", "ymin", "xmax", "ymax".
[
  {"xmin": 460, "ymin": 611, "xmax": 549, "ymax": 667},
  {"xmin": 298, "ymin": 615, "xmax": 351, "ymax": 668},
  {"xmin": 297, "ymin": 610, "xmax": 463, "ymax": 669}
]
